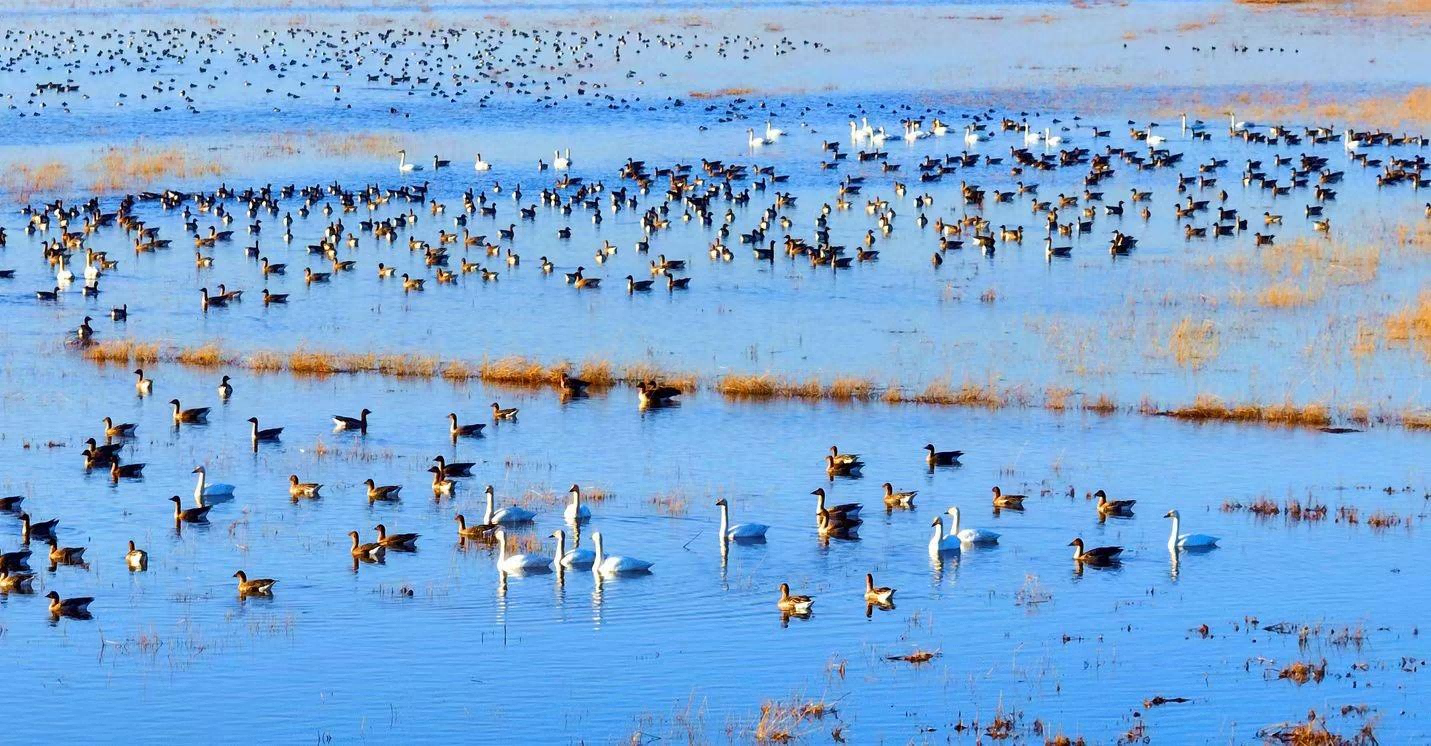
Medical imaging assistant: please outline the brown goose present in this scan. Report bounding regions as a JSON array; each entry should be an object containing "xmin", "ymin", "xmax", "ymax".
[
  {"xmin": 348, "ymin": 531, "xmax": 386, "ymax": 561},
  {"xmin": 448, "ymin": 413, "xmax": 486, "ymax": 438},
  {"xmin": 455, "ymin": 514, "xmax": 497, "ymax": 540},
  {"xmin": 811, "ymin": 488, "xmax": 862, "ymax": 521},
  {"xmin": 864, "ymin": 573, "xmax": 895, "ymax": 605},
  {"xmin": 923, "ymin": 443, "xmax": 963, "ymax": 466},
  {"xmin": 1069, "ymin": 538, "xmax": 1123, "ymax": 565},
  {"xmin": 169, "ymin": 399, "xmax": 210, "ymax": 424},
  {"xmin": 0, "ymin": 570, "xmax": 35, "ymax": 593},
  {"xmin": 102, "ymin": 416, "xmax": 137, "ymax": 438},
  {"xmin": 777, "ymin": 583, "xmax": 814, "ymax": 613},
  {"xmin": 170, "ymin": 496, "xmax": 212, "ymax": 523},
  {"xmin": 364, "ymin": 479, "xmax": 403, "ymax": 502},
  {"xmin": 433, "ymin": 455, "xmax": 475, "ymax": 478},
  {"xmin": 46, "ymin": 591, "xmax": 94, "ymax": 618},
  {"xmin": 289, "ymin": 475, "xmax": 322, "ymax": 499},
  {"xmin": 233, "ymin": 570, "xmax": 277, "ymax": 597},
  {"xmin": 20, "ymin": 513, "xmax": 59, "ymax": 543},
  {"xmin": 1095, "ymin": 489, "xmax": 1136, "ymax": 516},
  {"xmin": 46, "ymin": 536, "xmax": 86, "ymax": 565},
  {"xmin": 374, "ymin": 523, "xmax": 419, "ymax": 550},
  {"xmin": 636, "ymin": 381, "xmax": 680, "ymax": 407},
  {"xmin": 991, "ymin": 486, "xmax": 1027, "ymax": 509}
]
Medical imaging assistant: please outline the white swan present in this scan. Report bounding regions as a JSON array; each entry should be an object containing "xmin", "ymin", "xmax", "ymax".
[
  {"xmin": 747, "ymin": 128, "xmax": 766, "ymax": 148},
  {"xmin": 869, "ymin": 126, "xmax": 887, "ymax": 146},
  {"xmin": 1043, "ymin": 127, "xmax": 1062, "ymax": 147},
  {"xmin": 56, "ymin": 256, "xmax": 74, "ymax": 285},
  {"xmin": 964, "ymin": 126, "xmax": 980, "ymax": 146},
  {"xmin": 1023, "ymin": 124, "xmax": 1041, "ymax": 145},
  {"xmin": 946, "ymin": 506, "xmax": 1000, "ymax": 545},
  {"xmin": 192, "ymin": 465, "xmax": 235, "ymax": 506},
  {"xmin": 1165, "ymin": 510, "xmax": 1219, "ymax": 549},
  {"xmin": 483, "ymin": 486, "xmax": 535, "ymax": 524},
  {"xmin": 550, "ymin": 529, "xmax": 595, "ymax": 568},
  {"xmin": 928, "ymin": 517, "xmax": 961, "ymax": 555},
  {"xmin": 1342, "ymin": 129, "xmax": 1363, "ymax": 151},
  {"xmin": 473, "ymin": 153, "xmax": 491, "ymax": 172},
  {"xmin": 562, "ymin": 484, "xmax": 591, "ymax": 523},
  {"xmin": 553, "ymin": 148, "xmax": 570, "ymax": 170},
  {"xmin": 1147, "ymin": 133, "xmax": 1167, "ymax": 146},
  {"xmin": 495, "ymin": 530, "xmax": 551, "ymax": 572},
  {"xmin": 764, "ymin": 120, "xmax": 783, "ymax": 141},
  {"xmin": 716, "ymin": 497, "xmax": 768, "ymax": 540},
  {"xmin": 592, "ymin": 531, "xmax": 653, "ymax": 575},
  {"xmin": 83, "ymin": 255, "xmax": 100, "ymax": 282},
  {"xmin": 397, "ymin": 149, "xmax": 421, "ymax": 173}
]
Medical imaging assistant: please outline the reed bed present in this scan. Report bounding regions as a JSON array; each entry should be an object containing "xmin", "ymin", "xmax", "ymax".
[
  {"xmin": 89, "ymin": 143, "xmax": 224, "ymax": 193},
  {"xmin": 1164, "ymin": 394, "xmax": 1331, "ymax": 427}
]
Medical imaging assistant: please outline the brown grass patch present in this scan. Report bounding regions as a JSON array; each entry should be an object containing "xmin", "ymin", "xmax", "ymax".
[
  {"xmin": 1278, "ymin": 659, "xmax": 1328, "ymax": 685},
  {"xmin": 1385, "ymin": 292, "xmax": 1431, "ymax": 358},
  {"xmin": 753, "ymin": 699, "xmax": 833, "ymax": 743},
  {"xmin": 3, "ymin": 160, "xmax": 70, "ymax": 202},
  {"xmin": 175, "ymin": 343, "xmax": 227, "ymax": 368},
  {"xmin": 689, "ymin": 87, "xmax": 755, "ymax": 100},
  {"xmin": 1168, "ymin": 317, "xmax": 1220, "ymax": 370},
  {"xmin": 1166, "ymin": 394, "xmax": 1330, "ymax": 427},
  {"xmin": 89, "ymin": 143, "xmax": 223, "ymax": 193}
]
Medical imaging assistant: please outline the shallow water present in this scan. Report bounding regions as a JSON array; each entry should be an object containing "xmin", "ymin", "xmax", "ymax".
[{"xmin": 0, "ymin": 1, "xmax": 1428, "ymax": 743}]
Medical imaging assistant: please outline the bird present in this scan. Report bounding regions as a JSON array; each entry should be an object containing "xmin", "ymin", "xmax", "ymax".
[
  {"xmin": 46, "ymin": 591, "xmax": 94, "ymax": 618},
  {"xmin": 233, "ymin": 570, "xmax": 277, "ymax": 597},
  {"xmin": 637, "ymin": 381, "xmax": 681, "ymax": 406},
  {"xmin": 248, "ymin": 417, "xmax": 284, "ymax": 442},
  {"xmin": 811, "ymin": 488, "xmax": 862, "ymax": 521},
  {"xmin": 550, "ymin": 529, "xmax": 595, "ymax": 568},
  {"xmin": 364, "ymin": 479, "xmax": 402, "ymax": 502},
  {"xmin": 455, "ymin": 514, "xmax": 497, "ymax": 540},
  {"xmin": 923, "ymin": 443, "xmax": 963, "ymax": 466},
  {"xmin": 102, "ymin": 416, "xmax": 137, "ymax": 438},
  {"xmin": 46, "ymin": 536, "xmax": 87, "ymax": 565},
  {"xmin": 374, "ymin": 524, "xmax": 419, "ymax": 550},
  {"xmin": 170, "ymin": 495, "xmax": 212, "ymax": 523},
  {"xmin": 928, "ymin": 517, "xmax": 962, "ymax": 555},
  {"xmin": 133, "ymin": 368, "xmax": 153, "ymax": 396},
  {"xmin": 715, "ymin": 497, "xmax": 769, "ymax": 540},
  {"xmin": 864, "ymin": 573, "xmax": 895, "ymax": 605},
  {"xmin": 946, "ymin": 506, "xmax": 1000, "ymax": 545},
  {"xmin": 333, "ymin": 408, "xmax": 371, "ymax": 433},
  {"xmin": 490, "ymin": 402, "xmax": 519, "ymax": 421},
  {"xmin": 288, "ymin": 474, "xmax": 322, "ymax": 499},
  {"xmin": 563, "ymin": 484, "xmax": 592, "ymax": 523},
  {"xmin": 494, "ymin": 530, "xmax": 551, "ymax": 573},
  {"xmin": 483, "ymin": 485, "xmax": 535, "ymax": 524},
  {"xmin": 348, "ymin": 531, "xmax": 386, "ymax": 561},
  {"xmin": 1069, "ymin": 538, "xmax": 1123, "ymax": 565},
  {"xmin": 0, "ymin": 571, "xmax": 35, "ymax": 593},
  {"xmin": 1165, "ymin": 510, "xmax": 1220, "ymax": 549},
  {"xmin": 192, "ymin": 466, "xmax": 235, "ymax": 505},
  {"xmin": 991, "ymin": 486, "xmax": 1026, "ymax": 509},
  {"xmin": 125, "ymin": 540, "xmax": 148, "ymax": 571},
  {"xmin": 448, "ymin": 412, "xmax": 485, "ymax": 438},
  {"xmin": 592, "ymin": 532, "xmax": 653, "ymax": 575},
  {"xmin": 882, "ymin": 482, "xmax": 917, "ymax": 508},
  {"xmin": 169, "ymin": 399, "xmax": 210, "ymax": 424},
  {"xmin": 777, "ymin": 583, "xmax": 813, "ymax": 613},
  {"xmin": 1095, "ymin": 489, "xmax": 1136, "ymax": 516}
]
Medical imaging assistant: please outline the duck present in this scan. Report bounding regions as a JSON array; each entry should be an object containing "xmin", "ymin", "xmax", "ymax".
[
  {"xmin": 169, "ymin": 399, "xmax": 210, "ymax": 424},
  {"xmin": 1095, "ymin": 489, "xmax": 1136, "ymax": 516},
  {"xmin": 550, "ymin": 528, "xmax": 595, "ymax": 568},
  {"xmin": 233, "ymin": 570, "xmax": 277, "ymax": 597},
  {"xmin": 828, "ymin": 445, "xmax": 863, "ymax": 468},
  {"xmin": 455, "ymin": 514, "xmax": 497, "ymax": 540},
  {"xmin": 928, "ymin": 517, "xmax": 962, "ymax": 555},
  {"xmin": 483, "ymin": 485, "xmax": 536, "ymax": 524},
  {"xmin": 170, "ymin": 495, "xmax": 212, "ymax": 523},
  {"xmin": 1165, "ymin": 510, "xmax": 1220, "ymax": 549},
  {"xmin": 192, "ymin": 466, "xmax": 236, "ymax": 505},
  {"xmin": 591, "ymin": 531, "xmax": 653, "ymax": 575},
  {"xmin": 991, "ymin": 486, "xmax": 1027, "ymax": 509},
  {"xmin": 777, "ymin": 583, "xmax": 813, "ymax": 613},
  {"xmin": 46, "ymin": 536, "xmax": 87, "ymax": 565},
  {"xmin": 125, "ymin": 540, "xmax": 148, "ymax": 571},
  {"xmin": 333, "ymin": 408, "xmax": 370, "ymax": 432},
  {"xmin": 133, "ymin": 368, "xmax": 153, "ymax": 396},
  {"xmin": 495, "ymin": 530, "xmax": 551, "ymax": 573},
  {"xmin": 816, "ymin": 509, "xmax": 861, "ymax": 538},
  {"xmin": 715, "ymin": 497, "xmax": 769, "ymax": 540},
  {"xmin": 364, "ymin": 479, "xmax": 402, "ymax": 502},
  {"xmin": 924, "ymin": 443, "xmax": 963, "ymax": 465},
  {"xmin": 811, "ymin": 488, "xmax": 862, "ymax": 521},
  {"xmin": 217, "ymin": 375, "xmax": 233, "ymax": 400},
  {"xmin": 374, "ymin": 523, "xmax": 419, "ymax": 550},
  {"xmin": 882, "ymin": 482, "xmax": 917, "ymax": 508},
  {"xmin": 563, "ymin": 484, "xmax": 592, "ymax": 523},
  {"xmin": 0, "ymin": 495, "xmax": 23, "ymax": 513},
  {"xmin": 1069, "ymin": 537, "xmax": 1123, "ymax": 565},
  {"xmin": 348, "ymin": 530, "xmax": 386, "ymax": 561},
  {"xmin": 864, "ymin": 573, "xmax": 895, "ymax": 605},
  {"xmin": 288, "ymin": 474, "xmax": 322, "ymax": 499},
  {"xmin": 0, "ymin": 571, "xmax": 35, "ymax": 593},
  {"xmin": 946, "ymin": 506, "xmax": 1000, "ymax": 545},
  {"xmin": 248, "ymin": 417, "xmax": 284, "ymax": 442},
  {"xmin": 448, "ymin": 412, "xmax": 485, "ymax": 438},
  {"xmin": 490, "ymin": 402, "xmax": 519, "ymax": 421},
  {"xmin": 46, "ymin": 591, "xmax": 94, "ymax": 618},
  {"xmin": 102, "ymin": 416, "xmax": 137, "ymax": 438}
]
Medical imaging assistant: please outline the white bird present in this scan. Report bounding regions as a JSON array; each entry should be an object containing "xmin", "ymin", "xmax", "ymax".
[
  {"xmin": 56, "ymin": 256, "xmax": 74, "ymax": 285},
  {"xmin": 869, "ymin": 126, "xmax": 888, "ymax": 146},
  {"xmin": 946, "ymin": 506, "xmax": 1000, "ymax": 545},
  {"xmin": 397, "ymin": 149, "xmax": 421, "ymax": 173},
  {"xmin": 192, "ymin": 465, "xmax": 235, "ymax": 506},
  {"xmin": 964, "ymin": 126, "xmax": 980, "ymax": 146},
  {"xmin": 550, "ymin": 529, "xmax": 595, "ymax": 568},
  {"xmin": 553, "ymin": 148, "xmax": 571, "ymax": 170},
  {"xmin": 473, "ymin": 153, "xmax": 491, "ymax": 172},
  {"xmin": 849, "ymin": 119, "xmax": 867, "ymax": 143},
  {"xmin": 496, "ymin": 530, "xmax": 551, "ymax": 573},
  {"xmin": 928, "ymin": 517, "xmax": 962, "ymax": 555},
  {"xmin": 764, "ymin": 120, "xmax": 783, "ymax": 141},
  {"xmin": 1043, "ymin": 127, "xmax": 1062, "ymax": 147},
  {"xmin": 716, "ymin": 497, "xmax": 769, "ymax": 540},
  {"xmin": 1023, "ymin": 124, "xmax": 1042, "ymax": 145},
  {"xmin": 747, "ymin": 128, "xmax": 766, "ymax": 148},
  {"xmin": 592, "ymin": 531, "xmax": 653, "ymax": 575},
  {"xmin": 1165, "ymin": 510, "xmax": 1220, "ymax": 549},
  {"xmin": 1147, "ymin": 132, "xmax": 1167, "ymax": 146},
  {"xmin": 562, "ymin": 484, "xmax": 591, "ymax": 523},
  {"xmin": 483, "ymin": 485, "xmax": 535, "ymax": 525}
]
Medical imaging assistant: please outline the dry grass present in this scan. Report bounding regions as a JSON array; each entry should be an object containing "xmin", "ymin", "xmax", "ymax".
[
  {"xmin": 649, "ymin": 491, "xmax": 689, "ymax": 516},
  {"xmin": 175, "ymin": 343, "xmax": 227, "ymax": 368},
  {"xmin": 89, "ymin": 143, "xmax": 223, "ymax": 193},
  {"xmin": 1083, "ymin": 393, "xmax": 1118, "ymax": 414},
  {"xmin": 714, "ymin": 373, "xmax": 875, "ymax": 401},
  {"xmin": 889, "ymin": 378, "xmax": 1008, "ymax": 408},
  {"xmin": 1278, "ymin": 659, "xmax": 1328, "ymax": 685},
  {"xmin": 1402, "ymin": 411, "xmax": 1431, "ymax": 430},
  {"xmin": 688, "ymin": 87, "xmax": 755, "ymax": 100},
  {"xmin": 82, "ymin": 339, "xmax": 160, "ymax": 365},
  {"xmin": 1258, "ymin": 281, "xmax": 1323, "ymax": 309},
  {"xmin": 1166, "ymin": 394, "xmax": 1331, "ymax": 427},
  {"xmin": 1385, "ymin": 292, "xmax": 1431, "ymax": 359},
  {"xmin": 479, "ymin": 356, "xmax": 553, "ymax": 386},
  {"xmin": 3, "ymin": 160, "xmax": 70, "ymax": 202},
  {"xmin": 441, "ymin": 359, "xmax": 475, "ymax": 381},
  {"xmin": 752, "ymin": 698, "xmax": 833, "ymax": 743},
  {"xmin": 1168, "ymin": 317, "xmax": 1220, "ymax": 370},
  {"xmin": 377, "ymin": 354, "xmax": 437, "ymax": 378},
  {"xmin": 312, "ymin": 132, "xmax": 402, "ymax": 157},
  {"xmin": 1177, "ymin": 84, "xmax": 1431, "ymax": 129}
]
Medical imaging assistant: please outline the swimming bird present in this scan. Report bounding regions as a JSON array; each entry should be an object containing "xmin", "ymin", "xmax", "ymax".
[
  {"xmin": 233, "ymin": 570, "xmax": 277, "ymax": 597},
  {"xmin": 473, "ymin": 153, "xmax": 491, "ymax": 172},
  {"xmin": 1165, "ymin": 510, "xmax": 1220, "ymax": 549},
  {"xmin": 102, "ymin": 417, "xmax": 137, "ymax": 439},
  {"xmin": 495, "ymin": 530, "xmax": 551, "ymax": 573},
  {"xmin": 169, "ymin": 399, "xmax": 210, "ymax": 424},
  {"xmin": 882, "ymin": 482, "xmax": 917, "ymax": 508},
  {"xmin": 432, "ymin": 455, "xmax": 475, "ymax": 478},
  {"xmin": 946, "ymin": 506, "xmax": 1000, "ymax": 545},
  {"xmin": 333, "ymin": 408, "xmax": 370, "ymax": 433},
  {"xmin": 563, "ymin": 484, "xmax": 592, "ymax": 523},
  {"xmin": 125, "ymin": 540, "xmax": 147, "ymax": 571},
  {"xmin": 192, "ymin": 466, "xmax": 235, "ymax": 505},
  {"xmin": 591, "ymin": 531, "xmax": 653, "ymax": 575},
  {"xmin": 483, "ymin": 485, "xmax": 535, "ymax": 524},
  {"xmin": 289, "ymin": 474, "xmax": 322, "ymax": 499},
  {"xmin": 991, "ymin": 486, "xmax": 1026, "ymax": 509},
  {"xmin": 20, "ymin": 513, "xmax": 59, "ymax": 543},
  {"xmin": 637, "ymin": 381, "xmax": 681, "ymax": 406},
  {"xmin": 46, "ymin": 536, "xmax": 86, "ymax": 565},
  {"xmin": 929, "ymin": 517, "xmax": 962, "ymax": 555},
  {"xmin": 170, "ymin": 495, "xmax": 212, "ymax": 523},
  {"xmin": 490, "ymin": 402, "xmax": 519, "ymax": 421},
  {"xmin": 811, "ymin": 488, "xmax": 862, "ymax": 522},
  {"xmin": 133, "ymin": 368, "xmax": 153, "ymax": 396},
  {"xmin": 248, "ymin": 417, "xmax": 283, "ymax": 442},
  {"xmin": 1095, "ymin": 489, "xmax": 1136, "ymax": 516},
  {"xmin": 715, "ymin": 497, "xmax": 769, "ymax": 540},
  {"xmin": 109, "ymin": 459, "xmax": 146, "ymax": 480},
  {"xmin": 448, "ymin": 412, "xmax": 485, "ymax": 438},
  {"xmin": 374, "ymin": 523, "xmax": 419, "ymax": 550},
  {"xmin": 455, "ymin": 514, "xmax": 497, "ymax": 540},
  {"xmin": 364, "ymin": 479, "xmax": 402, "ymax": 502},
  {"xmin": 924, "ymin": 443, "xmax": 963, "ymax": 466},
  {"xmin": 0, "ymin": 571, "xmax": 35, "ymax": 593},
  {"xmin": 550, "ymin": 528, "xmax": 595, "ymax": 568},
  {"xmin": 429, "ymin": 467, "xmax": 456, "ymax": 497},
  {"xmin": 1069, "ymin": 538, "xmax": 1123, "ymax": 565},
  {"xmin": 217, "ymin": 375, "xmax": 233, "ymax": 400},
  {"xmin": 777, "ymin": 583, "xmax": 813, "ymax": 613},
  {"xmin": 348, "ymin": 530, "xmax": 386, "ymax": 561},
  {"xmin": 46, "ymin": 591, "xmax": 94, "ymax": 618},
  {"xmin": 864, "ymin": 573, "xmax": 895, "ymax": 605}
]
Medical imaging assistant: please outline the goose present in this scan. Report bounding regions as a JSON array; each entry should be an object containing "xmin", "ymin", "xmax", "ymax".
[
  {"xmin": 455, "ymin": 514, "xmax": 497, "ymax": 540},
  {"xmin": 495, "ymin": 529, "xmax": 552, "ymax": 573},
  {"xmin": 192, "ymin": 466, "xmax": 235, "ymax": 505},
  {"xmin": 811, "ymin": 488, "xmax": 862, "ymax": 521},
  {"xmin": 333, "ymin": 408, "xmax": 370, "ymax": 433},
  {"xmin": 46, "ymin": 591, "xmax": 94, "ymax": 617},
  {"xmin": 777, "ymin": 582, "xmax": 813, "ymax": 613},
  {"xmin": 558, "ymin": 371, "xmax": 590, "ymax": 395},
  {"xmin": 397, "ymin": 149, "xmax": 421, "ymax": 173},
  {"xmin": 490, "ymin": 402, "xmax": 519, "ymax": 421},
  {"xmin": 102, "ymin": 416, "xmax": 137, "ymax": 438},
  {"xmin": 46, "ymin": 536, "xmax": 86, "ymax": 565},
  {"xmin": 429, "ymin": 467, "xmax": 456, "ymax": 497},
  {"xmin": 21, "ymin": 513, "xmax": 60, "ymax": 542},
  {"xmin": 233, "ymin": 570, "xmax": 277, "ymax": 597},
  {"xmin": 169, "ymin": 399, "xmax": 210, "ymax": 424},
  {"xmin": 828, "ymin": 445, "xmax": 862, "ymax": 468},
  {"xmin": 402, "ymin": 274, "xmax": 425, "ymax": 291},
  {"xmin": 1095, "ymin": 489, "xmax": 1136, "ymax": 516},
  {"xmin": 111, "ymin": 304, "xmax": 128, "ymax": 321},
  {"xmin": 1165, "ymin": 510, "xmax": 1219, "ymax": 549},
  {"xmin": 288, "ymin": 474, "xmax": 322, "ymax": 499},
  {"xmin": 563, "ymin": 484, "xmax": 592, "ymax": 523},
  {"xmin": 248, "ymin": 417, "xmax": 283, "ymax": 442},
  {"xmin": 946, "ymin": 506, "xmax": 1000, "ymax": 545},
  {"xmin": 715, "ymin": 497, "xmax": 769, "ymax": 540},
  {"xmin": 864, "ymin": 573, "xmax": 895, "ymax": 605},
  {"xmin": 550, "ymin": 528, "xmax": 595, "ymax": 568},
  {"xmin": 816, "ymin": 509, "xmax": 861, "ymax": 537},
  {"xmin": 374, "ymin": 523, "xmax": 419, "ymax": 550},
  {"xmin": 134, "ymin": 368, "xmax": 153, "ymax": 396},
  {"xmin": 217, "ymin": 375, "xmax": 233, "ymax": 400},
  {"xmin": 125, "ymin": 540, "xmax": 147, "ymax": 571},
  {"xmin": 1069, "ymin": 538, "xmax": 1123, "ymax": 565},
  {"xmin": 929, "ymin": 517, "xmax": 962, "ymax": 555},
  {"xmin": 637, "ymin": 382, "xmax": 681, "ymax": 406},
  {"xmin": 591, "ymin": 531, "xmax": 653, "ymax": 575},
  {"xmin": 432, "ymin": 455, "xmax": 475, "ymax": 478},
  {"xmin": 924, "ymin": 443, "xmax": 963, "ymax": 465},
  {"xmin": 825, "ymin": 454, "xmax": 864, "ymax": 476},
  {"xmin": 0, "ymin": 549, "xmax": 31, "ymax": 572},
  {"xmin": 882, "ymin": 482, "xmax": 917, "ymax": 508},
  {"xmin": 364, "ymin": 479, "xmax": 402, "ymax": 502},
  {"xmin": 35, "ymin": 287, "xmax": 60, "ymax": 301},
  {"xmin": 348, "ymin": 531, "xmax": 386, "ymax": 561},
  {"xmin": 473, "ymin": 153, "xmax": 491, "ymax": 172},
  {"xmin": 262, "ymin": 288, "xmax": 289, "ymax": 305},
  {"xmin": 109, "ymin": 459, "xmax": 146, "ymax": 480},
  {"xmin": 483, "ymin": 485, "xmax": 535, "ymax": 524},
  {"xmin": 170, "ymin": 495, "xmax": 212, "ymax": 523},
  {"xmin": 991, "ymin": 486, "xmax": 1026, "ymax": 509},
  {"xmin": 0, "ymin": 571, "xmax": 35, "ymax": 593},
  {"xmin": 0, "ymin": 495, "xmax": 23, "ymax": 513},
  {"xmin": 448, "ymin": 412, "xmax": 485, "ymax": 438}
]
